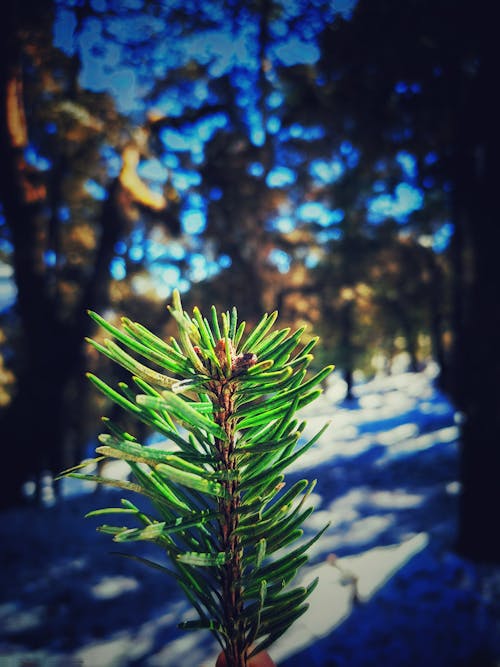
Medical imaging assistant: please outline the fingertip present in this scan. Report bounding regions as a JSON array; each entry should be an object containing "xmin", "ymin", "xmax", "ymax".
[{"xmin": 215, "ymin": 651, "xmax": 276, "ymax": 667}]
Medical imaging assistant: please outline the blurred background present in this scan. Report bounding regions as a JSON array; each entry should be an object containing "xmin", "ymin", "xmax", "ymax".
[{"xmin": 0, "ymin": 0, "xmax": 499, "ymax": 664}]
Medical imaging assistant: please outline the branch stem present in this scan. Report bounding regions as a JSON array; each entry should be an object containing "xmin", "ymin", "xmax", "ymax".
[{"xmin": 214, "ymin": 379, "xmax": 247, "ymax": 667}]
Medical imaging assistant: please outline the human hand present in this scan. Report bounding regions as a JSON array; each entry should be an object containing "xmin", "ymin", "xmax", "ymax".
[{"xmin": 216, "ymin": 649, "xmax": 276, "ymax": 667}]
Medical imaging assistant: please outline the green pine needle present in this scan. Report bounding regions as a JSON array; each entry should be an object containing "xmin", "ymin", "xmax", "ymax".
[{"xmin": 66, "ymin": 289, "xmax": 333, "ymax": 667}]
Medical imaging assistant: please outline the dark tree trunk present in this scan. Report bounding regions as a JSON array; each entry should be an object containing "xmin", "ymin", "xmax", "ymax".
[
  {"xmin": 339, "ymin": 299, "xmax": 355, "ymax": 401},
  {"xmin": 426, "ymin": 256, "xmax": 448, "ymax": 388},
  {"xmin": 0, "ymin": 4, "xmax": 173, "ymax": 510},
  {"xmin": 404, "ymin": 325, "xmax": 419, "ymax": 374},
  {"xmin": 0, "ymin": 179, "xmax": 129, "ymax": 510},
  {"xmin": 0, "ymin": 325, "xmax": 80, "ymax": 506},
  {"xmin": 453, "ymin": 14, "xmax": 500, "ymax": 562},
  {"xmin": 0, "ymin": 7, "xmax": 48, "ymax": 507},
  {"xmin": 343, "ymin": 368, "xmax": 354, "ymax": 402},
  {"xmin": 0, "ymin": 25, "xmax": 127, "ymax": 508},
  {"xmin": 0, "ymin": 31, "xmax": 167, "ymax": 509}
]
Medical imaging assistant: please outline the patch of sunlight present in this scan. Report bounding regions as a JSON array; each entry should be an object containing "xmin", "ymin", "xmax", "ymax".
[
  {"xmin": 390, "ymin": 371, "xmax": 432, "ymax": 394},
  {"xmin": 446, "ymin": 481, "xmax": 461, "ymax": 495},
  {"xmin": 1, "ymin": 605, "xmax": 45, "ymax": 633},
  {"xmin": 304, "ymin": 505, "xmax": 396, "ymax": 557},
  {"xmin": 327, "ymin": 487, "xmax": 369, "ymax": 514},
  {"xmin": 74, "ymin": 600, "xmax": 210, "ymax": 667},
  {"xmin": 75, "ymin": 633, "xmax": 139, "ymax": 667},
  {"xmin": 102, "ymin": 459, "xmax": 132, "ymax": 480},
  {"xmin": 354, "ymin": 371, "xmax": 418, "ymax": 398},
  {"xmin": 61, "ymin": 474, "xmax": 98, "ymax": 497},
  {"xmin": 91, "ymin": 575, "xmax": 140, "ymax": 600},
  {"xmin": 377, "ymin": 389, "xmax": 418, "ymax": 413},
  {"xmin": 46, "ymin": 558, "xmax": 87, "ymax": 581},
  {"xmin": 0, "ymin": 602, "xmax": 18, "ymax": 620},
  {"xmin": 0, "ymin": 649, "xmax": 61, "ymax": 665},
  {"xmin": 435, "ymin": 426, "xmax": 460, "ymax": 442},
  {"xmin": 289, "ymin": 435, "xmax": 371, "ymax": 472},
  {"xmin": 148, "ymin": 631, "xmax": 217, "ymax": 667},
  {"xmin": 292, "ymin": 415, "xmax": 333, "ymax": 441},
  {"xmin": 305, "ymin": 509, "xmax": 347, "ymax": 533},
  {"xmin": 378, "ymin": 422, "xmax": 419, "ymax": 445},
  {"xmin": 338, "ymin": 514, "xmax": 395, "ymax": 548},
  {"xmin": 347, "ymin": 394, "xmax": 418, "ymax": 426},
  {"xmin": 289, "ymin": 425, "xmax": 376, "ymax": 472},
  {"xmin": 302, "ymin": 491, "xmax": 323, "ymax": 510},
  {"xmin": 358, "ymin": 392, "xmax": 385, "ymax": 409},
  {"xmin": 323, "ymin": 375, "xmax": 349, "ymax": 402},
  {"xmin": 0, "ymin": 279, "xmax": 17, "ymax": 310},
  {"xmin": 62, "ymin": 458, "xmax": 130, "ymax": 496},
  {"xmin": 333, "ymin": 423, "xmax": 360, "ymax": 440},
  {"xmin": 403, "ymin": 379, "xmax": 435, "ymax": 400},
  {"xmin": 270, "ymin": 533, "xmax": 429, "ymax": 663},
  {"xmin": 124, "ymin": 600, "xmax": 191, "ymax": 663},
  {"xmin": 347, "ymin": 532, "xmax": 429, "ymax": 600},
  {"xmin": 318, "ymin": 509, "xmax": 361, "ymax": 534},
  {"xmin": 420, "ymin": 400, "xmax": 452, "ymax": 415},
  {"xmin": 377, "ymin": 425, "xmax": 459, "ymax": 465},
  {"xmin": 333, "ymin": 433, "xmax": 374, "ymax": 457},
  {"xmin": 369, "ymin": 489, "xmax": 425, "ymax": 509},
  {"xmin": 324, "ymin": 485, "xmax": 423, "ymax": 512}
]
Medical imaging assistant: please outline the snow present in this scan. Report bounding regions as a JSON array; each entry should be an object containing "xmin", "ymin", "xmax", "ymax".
[
  {"xmin": 272, "ymin": 533, "xmax": 430, "ymax": 662},
  {"xmin": 1, "ymin": 367, "xmax": 499, "ymax": 666}
]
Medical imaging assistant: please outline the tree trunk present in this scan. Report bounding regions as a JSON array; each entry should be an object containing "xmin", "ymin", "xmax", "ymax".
[
  {"xmin": 0, "ymin": 178, "xmax": 132, "ymax": 509},
  {"xmin": 339, "ymin": 299, "xmax": 355, "ymax": 401},
  {"xmin": 454, "ymin": 15, "xmax": 500, "ymax": 562},
  {"xmin": 0, "ymin": 9, "xmax": 50, "ymax": 507},
  {"xmin": 426, "ymin": 256, "xmax": 448, "ymax": 388}
]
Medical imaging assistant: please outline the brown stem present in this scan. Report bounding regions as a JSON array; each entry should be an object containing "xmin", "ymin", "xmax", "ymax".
[{"xmin": 213, "ymin": 379, "xmax": 247, "ymax": 667}]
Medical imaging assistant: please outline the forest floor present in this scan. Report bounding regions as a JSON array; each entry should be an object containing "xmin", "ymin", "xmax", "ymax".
[{"xmin": 1, "ymin": 365, "xmax": 499, "ymax": 667}]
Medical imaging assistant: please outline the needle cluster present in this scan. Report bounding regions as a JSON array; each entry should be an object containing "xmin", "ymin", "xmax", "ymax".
[{"xmin": 63, "ymin": 290, "xmax": 333, "ymax": 667}]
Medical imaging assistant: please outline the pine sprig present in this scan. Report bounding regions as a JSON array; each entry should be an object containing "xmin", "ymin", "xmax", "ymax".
[{"xmin": 66, "ymin": 290, "xmax": 333, "ymax": 667}]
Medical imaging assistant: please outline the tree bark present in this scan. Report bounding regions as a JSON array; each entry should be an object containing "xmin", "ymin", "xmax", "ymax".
[
  {"xmin": 0, "ymin": 6, "xmax": 52, "ymax": 507},
  {"xmin": 339, "ymin": 299, "xmax": 355, "ymax": 401},
  {"xmin": 453, "ymin": 12, "xmax": 500, "ymax": 562}
]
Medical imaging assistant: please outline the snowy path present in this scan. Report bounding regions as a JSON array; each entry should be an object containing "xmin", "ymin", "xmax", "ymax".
[{"xmin": 1, "ymin": 368, "xmax": 499, "ymax": 666}]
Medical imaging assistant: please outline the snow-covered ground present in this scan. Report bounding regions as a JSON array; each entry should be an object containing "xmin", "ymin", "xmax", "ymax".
[{"xmin": 1, "ymin": 366, "xmax": 499, "ymax": 667}]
